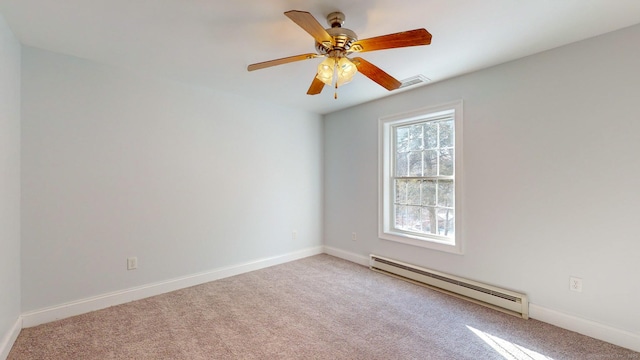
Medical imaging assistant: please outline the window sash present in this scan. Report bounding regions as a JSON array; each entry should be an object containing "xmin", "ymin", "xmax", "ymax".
[{"xmin": 391, "ymin": 115, "xmax": 455, "ymax": 239}]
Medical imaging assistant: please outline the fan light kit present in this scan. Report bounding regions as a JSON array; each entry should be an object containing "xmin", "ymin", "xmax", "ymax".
[{"xmin": 247, "ymin": 10, "xmax": 432, "ymax": 99}]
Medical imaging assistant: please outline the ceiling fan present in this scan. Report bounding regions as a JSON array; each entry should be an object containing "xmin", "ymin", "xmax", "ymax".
[{"xmin": 247, "ymin": 10, "xmax": 432, "ymax": 98}]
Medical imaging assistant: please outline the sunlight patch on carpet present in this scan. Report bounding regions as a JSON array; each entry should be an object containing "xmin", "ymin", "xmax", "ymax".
[{"xmin": 467, "ymin": 326, "xmax": 554, "ymax": 360}]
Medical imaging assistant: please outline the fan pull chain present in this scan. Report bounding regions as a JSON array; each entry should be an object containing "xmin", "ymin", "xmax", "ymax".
[{"xmin": 333, "ymin": 60, "xmax": 338, "ymax": 99}]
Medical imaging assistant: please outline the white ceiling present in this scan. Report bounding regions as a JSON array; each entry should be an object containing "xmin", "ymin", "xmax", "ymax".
[{"xmin": 2, "ymin": 0, "xmax": 640, "ymax": 115}]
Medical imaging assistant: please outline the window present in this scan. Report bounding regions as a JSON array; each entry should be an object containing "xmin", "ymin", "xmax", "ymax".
[{"xmin": 379, "ymin": 101, "xmax": 463, "ymax": 253}]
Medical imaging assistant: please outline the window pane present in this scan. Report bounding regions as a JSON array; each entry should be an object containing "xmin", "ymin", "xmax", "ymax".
[
  {"xmin": 425, "ymin": 122, "xmax": 438, "ymax": 149},
  {"xmin": 439, "ymin": 120, "xmax": 454, "ymax": 148},
  {"xmin": 437, "ymin": 208, "xmax": 454, "ymax": 237},
  {"xmin": 395, "ymin": 152, "xmax": 408, "ymax": 177},
  {"xmin": 437, "ymin": 180, "xmax": 454, "ymax": 207},
  {"xmin": 406, "ymin": 206, "xmax": 421, "ymax": 231},
  {"xmin": 439, "ymin": 148, "xmax": 454, "ymax": 176},
  {"xmin": 424, "ymin": 150, "xmax": 438, "ymax": 176},
  {"xmin": 422, "ymin": 207, "xmax": 437, "ymax": 235},
  {"xmin": 395, "ymin": 205, "xmax": 406, "ymax": 228},
  {"xmin": 421, "ymin": 180, "xmax": 436, "ymax": 206},
  {"xmin": 408, "ymin": 152, "xmax": 423, "ymax": 176},
  {"xmin": 406, "ymin": 180, "xmax": 421, "ymax": 205},
  {"xmin": 408, "ymin": 124, "xmax": 423, "ymax": 151},
  {"xmin": 396, "ymin": 127, "xmax": 409, "ymax": 153},
  {"xmin": 395, "ymin": 180, "xmax": 408, "ymax": 204}
]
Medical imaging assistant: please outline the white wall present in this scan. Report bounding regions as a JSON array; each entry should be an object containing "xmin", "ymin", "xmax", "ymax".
[
  {"xmin": 21, "ymin": 47, "xmax": 323, "ymax": 312},
  {"xmin": 0, "ymin": 12, "xmax": 21, "ymax": 357},
  {"xmin": 325, "ymin": 24, "xmax": 640, "ymax": 339}
]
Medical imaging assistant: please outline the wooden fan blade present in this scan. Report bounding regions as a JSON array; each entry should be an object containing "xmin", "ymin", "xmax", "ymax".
[
  {"xmin": 247, "ymin": 53, "xmax": 319, "ymax": 71},
  {"xmin": 285, "ymin": 10, "xmax": 334, "ymax": 46},
  {"xmin": 352, "ymin": 57, "xmax": 402, "ymax": 91},
  {"xmin": 307, "ymin": 76, "xmax": 325, "ymax": 95},
  {"xmin": 351, "ymin": 29, "xmax": 432, "ymax": 53}
]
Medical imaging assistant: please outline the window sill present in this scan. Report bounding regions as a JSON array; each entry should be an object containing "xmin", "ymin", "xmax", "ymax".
[{"xmin": 379, "ymin": 230, "xmax": 463, "ymax": 254}]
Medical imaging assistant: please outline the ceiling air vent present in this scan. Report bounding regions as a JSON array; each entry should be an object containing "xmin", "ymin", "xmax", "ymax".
[{"xmin": 399, "ymin": 75, "xmax": 431, "ymax": 89}]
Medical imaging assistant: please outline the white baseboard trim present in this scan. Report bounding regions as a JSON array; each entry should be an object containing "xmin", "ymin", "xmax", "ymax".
[
  {"xmin": 323, "ymin": 246, "xmax": 369, "ymax": 266},
  {"xmin": 21, "ymin": 246, "xmax": 324, "ymax": 328},
  {"xmin": 529, "ymin": 303, "xmax": 640, "ymax": 352},
  {"xmin": 0, "ymin": 316, "xmax": 22, "ymax": 360}
]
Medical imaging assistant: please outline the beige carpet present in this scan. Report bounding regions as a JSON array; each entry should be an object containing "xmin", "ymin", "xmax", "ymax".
[{"xmin": 8, "ymin": 254, "xmax": 639, "ymax": 359}]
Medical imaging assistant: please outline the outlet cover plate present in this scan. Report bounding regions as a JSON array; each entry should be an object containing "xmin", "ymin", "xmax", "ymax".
[
  {"xmin": 570, "ymin": 277, "xmax": 582, "ymax": 292},
  {"xmin": 127, "ymin": 257, "xmax": 138, "ymax": 270}
]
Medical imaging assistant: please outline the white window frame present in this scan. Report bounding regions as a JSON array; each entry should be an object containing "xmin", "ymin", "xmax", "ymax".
[{"xmin": 379, "ymin": 100, "xmax": 463, "ymax": 254}]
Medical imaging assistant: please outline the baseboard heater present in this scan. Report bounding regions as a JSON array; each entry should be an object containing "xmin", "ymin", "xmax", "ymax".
[{"xmin": 370, "ymin": 254, "xmax": 529, "ymax": 319}]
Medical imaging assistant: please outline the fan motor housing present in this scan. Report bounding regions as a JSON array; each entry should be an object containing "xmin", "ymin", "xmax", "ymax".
[{"xmin": 316, "ymin": 27, "xmax": 358, "ymax": 55}]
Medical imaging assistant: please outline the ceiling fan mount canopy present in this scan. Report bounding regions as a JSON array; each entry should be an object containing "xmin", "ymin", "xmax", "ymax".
[
  {"xmin": 326, "ymin": 12, "xmax": 346, "ymax": 28},
  {"xmin": 247, "ymin": 10, "xmax": 432, "ymax": 97},
  {"xmin": 313, "ymin": 11, "xmax": 358, "ymax": 55}
]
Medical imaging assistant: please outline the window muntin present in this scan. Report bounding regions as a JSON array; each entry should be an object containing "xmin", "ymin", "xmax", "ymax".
[{"xmin": 379, "ymin": 101, "xmax": 462, "ymax": 254}]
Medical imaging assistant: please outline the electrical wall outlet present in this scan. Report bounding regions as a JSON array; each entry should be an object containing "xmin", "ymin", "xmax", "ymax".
[
  {"xmin": 569, "ymin": 277, "xmax": 582, "ymax": 292},
  {"xmin": 351, "ymin": 232, "xmax": 357, "ymax": 241},
  {"xmin": 292, "ymin": 231, "xmax": 297, "ymax": 240},
  {"xmin": 127, "ymin": 257, "xmax": 138, "ymax": 270}
]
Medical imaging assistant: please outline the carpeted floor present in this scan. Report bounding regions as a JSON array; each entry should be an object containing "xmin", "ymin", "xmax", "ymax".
[{"xmin": 8, "ymin": 254, "xmax": 640, "ymax": 359}]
